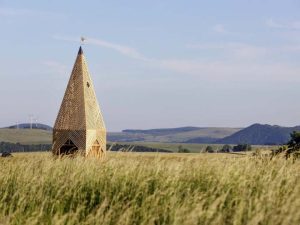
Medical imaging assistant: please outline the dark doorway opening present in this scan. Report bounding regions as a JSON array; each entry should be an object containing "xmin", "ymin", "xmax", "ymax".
[{"xmin": 59, "ymin": 139, "xmax": 78, "ymax": 155}]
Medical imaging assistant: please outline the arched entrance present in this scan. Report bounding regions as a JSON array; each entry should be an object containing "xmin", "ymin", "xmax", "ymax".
[
  {"xmin": 59, "ymin": 139, "xmax": 78, "ymax": 155},
  {"xmin": 92, "ymin": 140, "xmax": 100, "ymax": 152},
  {"xmin": 89, "ymin": 140, "xmax": 104, "ymax": 158}
]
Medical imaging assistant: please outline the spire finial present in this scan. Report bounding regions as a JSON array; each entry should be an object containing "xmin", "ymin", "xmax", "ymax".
[{"xmin": 78, "ymin": 46, "xmax": 83, "ymax": 55}]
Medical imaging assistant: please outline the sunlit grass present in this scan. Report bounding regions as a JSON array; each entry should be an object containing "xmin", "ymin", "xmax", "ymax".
[{"xmin": 0, "ymin": 152, "xmax": 299, "ymax": 225}]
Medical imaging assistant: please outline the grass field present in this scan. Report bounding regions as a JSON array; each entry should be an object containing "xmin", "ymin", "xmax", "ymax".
[
  {"xmin": 120, "ymin": 142, "xmax": 275, "ymax": 153},
  {"xmin": 0, "ymin": 152, "xmax": 299, "ymax": 225},
  {"xmin": 0, "ymin": 129, "xmax": 52, "ymax": 144}
]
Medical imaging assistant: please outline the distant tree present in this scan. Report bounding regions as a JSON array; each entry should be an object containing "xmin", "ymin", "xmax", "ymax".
[
  {"xmin": 272, "ymin": 132, "xmax": 300, "ymax": 159},
  {"xmin": 219, "ymin": 144, "xmax": 232, "ymax": 153},
  {"xmin": 287, "ymin": 131, "xmax": 300, "ymax": 150},
  {"xmin": 178, "ymin": 145, "xmax": 190, "ymax": 153},
  {"xmin": 205, "ymin": 145, "xmax": 214, "ymax": 153},
  {"xmin": 285, "ymin": 131, "xmax": 300, "ymax": 158},
  {"xmin": 232, "ymin": 144, "xmax": 252, "ymax": 152}
]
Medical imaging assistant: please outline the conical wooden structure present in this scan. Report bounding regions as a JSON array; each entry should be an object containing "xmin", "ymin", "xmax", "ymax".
[{"xmin": 52, "ymin": 46, "xmax": 106, "ymax": 158}]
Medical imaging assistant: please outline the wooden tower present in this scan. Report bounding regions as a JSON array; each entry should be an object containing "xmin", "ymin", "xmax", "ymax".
[{"xmin": 52, "ymin": 46, "xmax": 106, "ymax": 158}]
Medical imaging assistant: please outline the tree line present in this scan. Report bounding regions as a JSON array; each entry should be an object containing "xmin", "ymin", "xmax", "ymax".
[{"xmin": 0, "ymin": 142, "xmax": 51, "ymax": 153}]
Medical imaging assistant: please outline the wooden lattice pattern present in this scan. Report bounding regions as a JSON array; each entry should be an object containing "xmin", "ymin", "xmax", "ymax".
[{"xmin": 52, "ymin": 47, "xmax": 106, "ymax": 158}]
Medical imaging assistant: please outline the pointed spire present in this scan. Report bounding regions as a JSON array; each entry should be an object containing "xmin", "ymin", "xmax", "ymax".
[
  {"xmin": 53, "ymin": 45, "xmax": 106, "ymax": 158},
  {"xmin": 78, "ymin": 46, "xmax": 83, "ymax": 55}
]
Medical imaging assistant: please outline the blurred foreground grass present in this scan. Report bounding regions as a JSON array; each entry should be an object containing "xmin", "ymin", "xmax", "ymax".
[{"xmin": 0, "ymin": 152, "xmax": 299, "ymax": 225}]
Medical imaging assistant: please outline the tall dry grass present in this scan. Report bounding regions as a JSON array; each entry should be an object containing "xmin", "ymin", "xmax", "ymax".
[{"xmin": 0, "ymin": 152, "xmax": 299, "ymax": 225}]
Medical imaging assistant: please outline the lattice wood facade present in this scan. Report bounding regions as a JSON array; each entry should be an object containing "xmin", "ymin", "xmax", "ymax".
[{"xmin": 52, "ymin": 47, "xmax": 106, "ymax": 158}]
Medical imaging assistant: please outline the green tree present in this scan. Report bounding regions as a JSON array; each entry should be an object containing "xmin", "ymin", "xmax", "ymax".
[
  {"xmin": 286, "ymin": 131, "xmax": 300, "ymax": 158},
  {"xmin": 205, "ymin": 146, "xmax": 214, "ymax": 153},
  {"xmin": 287, "ymin": 131, "xmax": 300, "ymax": 150},
  {"xmin": 220, "ymin": 144, "xmax": 232, "ymax": 153},
  {"xmin": 178, "ymin": 145, "xmax": 190, "ymax": 153},
  {"xmin": 272, "ymin": 132, "xmax": 300, "ymax": 159},
  {"xmin": 232, "ymin": 144, "xmax": 252, "ymax": 152}
]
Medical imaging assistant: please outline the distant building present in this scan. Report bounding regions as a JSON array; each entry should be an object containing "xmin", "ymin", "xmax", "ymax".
[{"xmin": 52, "ymin": 47, "xmax": 106, "ymax": 158}]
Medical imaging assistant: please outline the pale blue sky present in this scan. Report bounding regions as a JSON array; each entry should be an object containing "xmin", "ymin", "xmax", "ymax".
[{"xmin": 0, "ymin": 0, "xmax": 300, "ymax": 131}]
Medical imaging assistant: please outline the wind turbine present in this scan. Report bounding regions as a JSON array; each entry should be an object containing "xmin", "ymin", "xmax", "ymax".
[
  {"xmin": 34, "ymin": 116, "xmax": 39, "ymax": 129},
  {"xmin": 28, "ymin": 114, "xmax": 34, "ymax": 129}
]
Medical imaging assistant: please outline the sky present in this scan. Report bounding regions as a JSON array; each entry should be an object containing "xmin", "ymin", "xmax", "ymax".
[{"xmin": 0, "ymin": 0, "xmax": 300, "ymax": 131}]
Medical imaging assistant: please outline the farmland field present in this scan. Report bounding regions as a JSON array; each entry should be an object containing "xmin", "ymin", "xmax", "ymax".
[
  {"xmin": 0, "ymin": 152, "xmax": 299, "ymax": 225},
  {"xmin": 119, "ymin": 142, "xmax": 275, "ymax": 153},
  {"xmin": 0, "ymin": 127, "xmax": 241, "ymax": 145},
  {"xmin": 0, "ymin": 129, "xmax": 52, "ymax": 145}
]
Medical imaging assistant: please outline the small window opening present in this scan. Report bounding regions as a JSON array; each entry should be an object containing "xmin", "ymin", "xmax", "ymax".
[{"xmin": 87, "ymin": 82, "xmax": 90, "ymax": 88}]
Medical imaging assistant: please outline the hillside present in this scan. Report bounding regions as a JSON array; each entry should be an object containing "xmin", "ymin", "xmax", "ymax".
[
  {"xmin": 0, "ymin": 128, "xmax": 52, "ymax": 144},
  {"xmin": 0, "ymin": 126, "xmax": 240, "ymax": 144},
  {"xmin": 216, "ymin": 123, "xmax": 300, "ymax": 145},
  {"xmin": 110, "ymin": 127, "xmax": 241, "ymax": 143},
  {"xmin": 6, "ymin": 123, "xmax": 52, "ymax": 131},
  {"xmin": 123, "ymin": 127, "xmax": 201, "ymax": 136},
  {"xmin": 2, "ymin": 124, "xmax": 299, "ymax": 146}
]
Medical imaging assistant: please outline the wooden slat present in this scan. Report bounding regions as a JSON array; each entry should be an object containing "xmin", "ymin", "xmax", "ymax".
[{"xmin": 52, "ymin": 47, "xmax": 106, "ymax": 158}]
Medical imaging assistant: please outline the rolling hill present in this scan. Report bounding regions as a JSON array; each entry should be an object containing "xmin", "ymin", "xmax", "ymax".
[
  {"xmin": 123, "ymin": 127, "xmax": 201, "ymax": 136},
  {"xmin": 216, "ymin": 123, "xmax": 300, "ymax": 145},
  {"xmin": 110, "ymin": 127, "xmax": 241, "ymax": 143},
  {"xmin": 6, "ymin": 123, "xmax": 52, "ymax": 131},
  {"xmin": 0, "ymin": 128, "xmax": 52, "ymax": 144},
  {"xmin": 0, "ymin": 126, "xmax": 240, "ymax": 144},
  {"xmin": 1, "ymin": 124, "xmax": 299, "ymax": 146}
]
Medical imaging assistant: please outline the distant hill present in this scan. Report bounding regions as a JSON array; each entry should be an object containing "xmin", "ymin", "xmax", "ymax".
[
  {"xmin": 123, "ymin": 127, "xmax": 201, "ymax": 136},
  {"xmin": 216, "ymin": 124, "xmax": 300, "ymax": 145},
  {"xmin": 184, "ymin": 137, "xmax": 221, "ymax": 143},
  {"xmin": 2, "ymin": 123, "xmax": 299, "ymax": 146},
  {"xmin": 112, "ymin": 127, "xmax": 241, "ymax": 143},
  {"xmin": 0, "ymin": 128, "xmax": 52, "ymax": 144},
  {"xmin": 6, "ymin": 123, "xmax": 52, "ymax": 131},
  {"xmin": 1, "ymin": 125, "xmax": 240, "ymax": 144}
]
